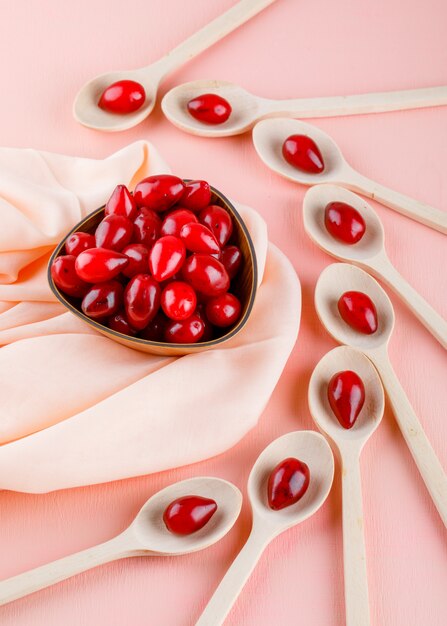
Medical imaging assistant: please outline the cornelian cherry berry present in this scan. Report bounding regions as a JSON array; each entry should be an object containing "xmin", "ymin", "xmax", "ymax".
[
  {"xmin": 121, "ymin": 243, "xmax": 149, "ymax": 278},
  {"xmin": 98, "ymin": 80, "xmax": 146, "ymax": 114},
  {"xmin": 108, "ymin": 310, "xmax": 136, "ymax": 336},
  {"xmin": 182, "ymin": 254, "xmax": 230, "ymax": 297},
  {"xmin": 181, "ymin": 180, "xmax": 211, "ymax": 211},
  {"xmin": 324, "ymin": 202, "xmax": 366, "ymax": 244},
  {"xmin": 124, "ymin": 274, "xmax": 161, "ymax": 330},
  {"xmin": 164, "ymin": 314, "xmax": 205, "ymax": 343},
  {"xmin": 338, "ymin": 291, "xmax": 378, "ymax": 334},
  {"xmin": 187, "ymin": 94, "xmax": 232, "ymax": 125},
  {"xmin": 163, "ymin": 495, "xmax": 218, "ymax": 535},
  {"xmin": 65, "ymin": 232, "xmax": 95, "ymax": 257},
  {"xmin": 199, "ymin": 205, "xmax": 233, "ymax": 246},
  {"xmin": 95, "ymin": 214, "xmax": 133, "ymax": 251},
  {"xmin": 220, "ymin": 245, "xmax": 242, "ymax": 279},
  {"xmin": 133, "ymin": 208, "xmax": 162, "ymax": 248},
  {"xmin": 328, "ymin": 370, "xmax": 365, "ymax": 429},
  {"xmin": 282, "ymin": 134, "xmax": 324, "ymax": 174},
  {"xmin": 75, "ymin": 248, "xmax": 128, "ymax": 283},
  {"xmin": 81, "ymin": 281, "xmax": 123, "ymax": 319},
  {"xmin": 160, "ymin": 209, "xmax": 198, "ymax": 237},
  {"xmin": 133, "ymin": 175, "xmax": 184, "ymax": 211},
  {"xmin": 205, "ymin": 293, "xmax": 241, "ymax": 327},
  {"xmin": 104, "ymin": 185, "xmax": 137, "ymax": 220},
  {"xmin": 161, "ymin": 281, "xmax": 197, "ymax": 321},
  {"xmin": 138, "ymin": 312, "xmax": 166, "ymax": 342},
  {"xmin": 149, "ymin": 236, "xmax": 186, "ymax": 282},
  {"xmin": 268, "ymin": 457, "xmax": 310, "ymax": 511},
  {"xmin": 180, "ymin": 222, "xmax": 220, "ymax": 254},
  {"xmin": 51, "ymin": 255, "xmax": 89, "ymax": 298}
]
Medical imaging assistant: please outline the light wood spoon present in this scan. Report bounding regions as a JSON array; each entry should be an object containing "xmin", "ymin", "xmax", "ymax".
[
  {"xmin": 303, "ymin": 184, "xmax": 447, "ymax": 349},
  {"xmin": 315, "ymin": 262, "xmax": 447, "ymax": 527},
  {"xmin": 196, "ymin": 431, "xmax": 334, "ymax": 626},
  {"xmin": 309, "ymin": 345, "xmax": 385, "ymax": 626},
  {"xmin": 162, "ymin": 79, "xmax": 447, "ymax": 137},
  {"xmin": 73, "ymin": 0, "xmax": 277, "ymax": 131},
  {"xmin": 252, "ymin": 118, "xmax": 447, "ymax": 234},
  {"xmin": 0, "ymin": 477, "xmax": 242, "ymax": 607}
]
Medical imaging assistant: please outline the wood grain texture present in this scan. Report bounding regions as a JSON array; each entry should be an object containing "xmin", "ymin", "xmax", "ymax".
[{"xmin": 0, "ymin": 1, "xmax": 446, "ymax": 625}]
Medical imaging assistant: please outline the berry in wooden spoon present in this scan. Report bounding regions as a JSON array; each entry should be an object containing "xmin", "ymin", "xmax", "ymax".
[
  {"xmin": 282, "ymin": 134, "xmax": 324, "ymax": 173},
  {"xmin": 325, "ymin": 202, "xmax": 366, "ymax": 244},
  {"xmin": 338, "ymin": 291, "xmax": 378, "ymax": 334},
  {"xmin": 98, "ymin": 80, "xmax": 146, "ymax": 114},
  {"xmin": 328, "ymin": 370, "xmax": 365, "ymax": 429},
  {"xmin": 187, "ymin": 94, "xmax": 232, "ymax": 125},
  {"xmin": 268, "ymin": 458, "xmax": 310, "ymax": 510}
]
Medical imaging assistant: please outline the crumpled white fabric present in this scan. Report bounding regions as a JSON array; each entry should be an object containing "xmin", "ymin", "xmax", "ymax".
[{"xmin": 0, "ymin": 141, "xmax": 301, "ymax": 493}]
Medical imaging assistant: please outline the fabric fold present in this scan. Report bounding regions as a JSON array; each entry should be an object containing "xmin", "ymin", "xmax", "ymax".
[{"xmin": 0, "ymin": 142, "xmax": 300, "ymax": 493}]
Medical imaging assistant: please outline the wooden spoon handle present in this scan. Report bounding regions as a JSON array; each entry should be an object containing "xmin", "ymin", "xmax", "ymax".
[
  {"xmin": 195, "ymin": 526, "xmax": 269, "ymax": 626},
  {"xmin": 368, "ymin": 350, "xmax": 447, "ymax": 527},
  {"xmin": 368, "ymin": 255, "xmax": 447, "ymax": 349},
  {"xmin": 264, "ymin": 85, "xmax": 447, "ymax": 118},
  {"xmin": 343, "ymin": 171, "xmax": 447, "ymax": 234},
  {"xmin": 341, "ymin": 451, "xmax": 371, "ymax": 626},
  {"xmin": 153, "ymin": 0, "xmax": 277, "ymax": 77},
  {"xmin": 0, "ymin": 535, "xmax": 131, "ymax": 606}
]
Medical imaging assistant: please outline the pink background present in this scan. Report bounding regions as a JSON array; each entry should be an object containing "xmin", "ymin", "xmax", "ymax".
[{"xmin": 0, "ymin": 0, "xmax": 446, "ymax": 624}]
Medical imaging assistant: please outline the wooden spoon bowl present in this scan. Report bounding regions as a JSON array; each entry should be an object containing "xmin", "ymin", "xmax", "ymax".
[{"xmin": 48, "ymin": 182, "xmax": 257, "ymax": 356}]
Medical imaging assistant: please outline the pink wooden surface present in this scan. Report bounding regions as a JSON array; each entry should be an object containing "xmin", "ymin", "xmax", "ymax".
[{"xmin": 0, "ymin": 0, "xmax": 446, "ymax": 624}]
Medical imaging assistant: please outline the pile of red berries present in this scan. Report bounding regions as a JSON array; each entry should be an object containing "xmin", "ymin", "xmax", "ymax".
[{"xmin": 51, "ymin": 175, "xmax": 243, "ymax": 344}]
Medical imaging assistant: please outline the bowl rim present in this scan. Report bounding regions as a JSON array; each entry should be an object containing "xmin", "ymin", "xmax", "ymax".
[{"xmin": 47, "ymin": 183, "xmax": 258, "ymax": 350}]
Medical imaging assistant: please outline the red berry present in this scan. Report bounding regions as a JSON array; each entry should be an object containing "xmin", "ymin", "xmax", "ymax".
[
  {"xmin": 180, "ymin": 180, "xmax": 211, "ymax": 211},
  {"xmin": 65, "ymin": 232, "xmax": 95, "ymax": 257},
  {"xmin": 75, "ymin": 248, "xmax": 128, "ymax": 283},
  {"xmin": 195, "ymin": 304, "xmax": 215, "ymax": 342},
  {"xmin": 124, "ymin": 274, "xmax": 161, "ymax": 330},
  {"xmin": 187, "ymin": 94, "xmax": 232, "ymax": 125},
  {"xmin": 160, "ymin": 208, "xmax": 198, "ymax": 237},
  {"xmin": 338, "ymin": 291, "xmax": 378, "ymax": 334},
  {"xmin": 268, "ymin": 458, "xmax": 310, "ymax": 511},
  {"xmin": 51, "ymin": 255, "xmax": 89, "ymax": 298},
  {"xmin": 163, "ymin": 495, "xmax": 217, "ymax": 535},
  {"xmin": 199, "ymin": 205, "xmax": 233, "ymax": 246},
  {"xmin": 81, "ymin": 281, "xmax": 123, "ymax": 319},
  {"xmin": 133, "ymin": 175, "xmax": 185, "ymax": 211},
  {"xmin": 324, "ymin": 202, "xmax": 366, "ymax": 244},
  {"xmin": 220, "ymin": 245, "xmax": 242, "ymax": 279},
  {"xmin": 95, "ymin": 214, "xmax": 133, "ymax": 251},
  {"xmin": 164, "ymin": 314, "xmax": 205, "ymax": 344},
  {"xmin": 122, "ymin": 243, "xmax": 149, "ymax": 278},
  {"xmin": 133, "ymin": 208, "xmax": 162, "ymax": 248},
  {"xmin": 108, "ymin": 310, "xmax": 137, "ymax": 336},
  {"xmin": 180, "ymin": 222, "xmax": 220, "ymax": 254},
  {"xmin": 328, "ymin": 370, "xmax": 365, "ymax": 429},
  {"xmin": 98, "ymin": 80, "xmax": 146, "ymax": 114},
  {"xmin": 104, "ymin": 185, "xmax": 137, "ymax": 220},
  {"xmin": 182, "ymin": 254, "xmax": 230, "ymax": 297},
  {"xmin": 282, "ymin": 134, "xmax": 324, "ymax": 174},
  {"xmin": 205, "ymin": 293, "xmax": 241, "ymax": 327},
  {"xmin": 139, "ymin": 312, "xmax": 166, "ymax": 342},
  {"xmin": 161, "ymin": 281, "xmax": 197, "ymax": 321},
  {"xmin": 149, "ymin": 236, "xmax": 186, "ymax": 282}
]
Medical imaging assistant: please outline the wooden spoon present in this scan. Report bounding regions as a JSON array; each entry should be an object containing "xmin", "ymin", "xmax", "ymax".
[
  {"xmin": 252, "ymin": 118, "xmax": 447, "ymax": 234},
  {"xmin": 303, "ymin": 184, "xmax": 447, "ymax": 349},
  {"xmin": 73, "ymin": 0, "xmax": 277, "ymax": 132},
  {"xmin": 0, "ymin": 477, "xmax": 242, "ymax": 607},
  {"xmin": 309, "ymin": 345, "xmax": 385, "ymax": 626},
  {"xmin": 162, "ymin": 79, "xmax": 447, "ymax": 137},
  {"xmin": 196, "ymin": 431, "xmax": 334, "ymax": 625},
  {"xmin": 314, "ymin": 262, "xmax": 447, "ymax": 527}
]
